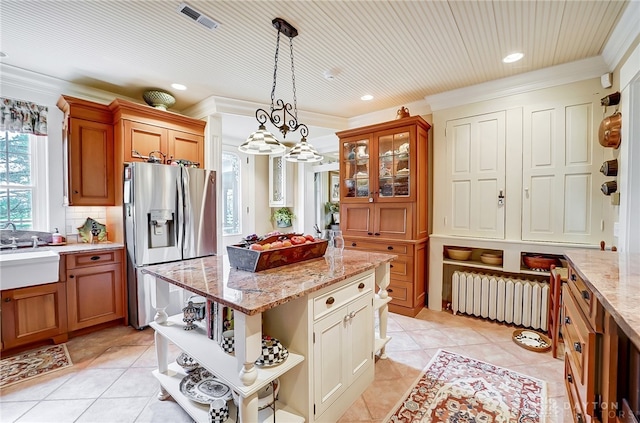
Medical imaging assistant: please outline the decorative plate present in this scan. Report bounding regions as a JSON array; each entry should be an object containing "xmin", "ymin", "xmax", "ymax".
[
  {"xmin": 512, "ymin": 329, "xmax": 551, "ymax": 352},
  {"xmin": 77, "ymin": 217, "xmax": 107, "ymax": 243},
  {"xmin": 179, "ymin": 367, "xmax": 232, "ymax": 404}
]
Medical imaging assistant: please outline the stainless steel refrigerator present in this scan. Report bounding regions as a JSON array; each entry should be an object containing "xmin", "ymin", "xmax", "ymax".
[{"xmin": 124, "ymin": 162, "xmax": 217, "ymax": 329}]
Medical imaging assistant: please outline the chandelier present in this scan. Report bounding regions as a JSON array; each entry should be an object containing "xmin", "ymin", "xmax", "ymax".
[{"xmin": 238, "ymin": 18, "xmax": 323, "ymax": 163}]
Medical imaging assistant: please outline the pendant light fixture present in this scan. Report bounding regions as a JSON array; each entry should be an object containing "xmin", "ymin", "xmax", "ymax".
[{"xmin": 239, "ymin": 18, "xmax": 322, "ymax": 163}]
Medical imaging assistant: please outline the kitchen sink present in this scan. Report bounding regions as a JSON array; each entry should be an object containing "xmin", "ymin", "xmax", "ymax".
[{"xmin": 0, "ymin": 248, "xmax": 60, "ymax": 290}]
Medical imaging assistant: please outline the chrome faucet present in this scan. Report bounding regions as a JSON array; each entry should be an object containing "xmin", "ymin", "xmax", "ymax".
[
  {"xmin": 31, "ymin": 235, "xmax": 39, "ymax": 248},
  {"xmin": 1, "ymin": 222, "xmax": 17, "ymax": 231}
]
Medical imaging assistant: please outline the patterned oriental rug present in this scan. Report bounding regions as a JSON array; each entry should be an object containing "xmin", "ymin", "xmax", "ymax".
[
  {"xmin": 385, "ymin": 349, "xmax": 546, "ymax": 423},
  {"xmin": 0, "ymin": 344, "xmax": 73, "ymax": 388}
]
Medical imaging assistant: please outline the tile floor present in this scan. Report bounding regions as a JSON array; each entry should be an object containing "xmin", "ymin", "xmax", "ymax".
[{"xmin": 0, "ymin": 308, "xmax": 571, "ymax": 422}]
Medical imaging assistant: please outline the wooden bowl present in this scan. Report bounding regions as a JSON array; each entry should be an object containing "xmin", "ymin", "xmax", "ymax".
[
  {"xmin": 446, "ymin": 247, "xmax": 472, "ymax": 261},
  {"xmin": 522, "ymin": 254, "xmax": 559, "ymax": 270},
  {"xmin": 480, "ymin": 253, "xmax": 503, "ymax": 266}
]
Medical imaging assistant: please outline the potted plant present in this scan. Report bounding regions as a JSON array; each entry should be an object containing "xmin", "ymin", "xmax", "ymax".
[{"xmin": 272, "ymin": 207, "xmax": 294, "ymax": 227}]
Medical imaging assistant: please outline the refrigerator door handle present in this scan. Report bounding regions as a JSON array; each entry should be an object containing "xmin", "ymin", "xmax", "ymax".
[{"xmin": 176, "ymin": 169, "xmax": 185, "ymax": 255}]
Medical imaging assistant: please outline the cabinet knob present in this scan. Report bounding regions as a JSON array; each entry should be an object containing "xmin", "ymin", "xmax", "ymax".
[
  {"xmin": 387, "ymin": 288, "xmax": 393, "ymax": 293},
  {"xmin": 349, "ymin": 311, "xmax": 356, "ymax": 319},
  {"xmin": 358, "ymin": 282, "xmax": 365, "ymax": 289},
  {"xmin": 565, "ymin": 316, "xmax": 571, "ymax": 324},
  {"xmin": 351, "ymin": 242, "xmax": 357, "ymax": 247},
  {"xmin": 390, "ymin": 264, "xmax": 394, "ymax": 268},
  {"xmin": 571, "ymin": 274, "xmax": 576, "ymax": 281},
  {"xmin": 326, "ymin": 297, "xmax": 335, "ymax": 305},
  {"xmin": 576, "ymin": 413, "xmax": 584, "ymax": 423},
  {"xmin": 567, "ymin": 374, "xmax": 573, "ymax": 383},
  {"xmin": 387, "ymin": 246, "xmax": 393, "ymax": 250},
  {"xmin": 73, "ymin": 190, "xmax": 79, "ymax": 194},
  {"xmin": 367, "ymin": 232, "xmax": 373, "ymax": 236},
  {"xmin": 69, "ymin": 275, "xmax": 75, "ymax": 279},
  {"xmin": 581, "ymin": 290, "xmax": 590, "ymax": 300},
  {"xmin": 573, "ymin": 342, "xmax": 582, "ymax": 353},
  {"xmin": 4, "ymin": 297, "xmax": 11, "ymax": 302},
  {"xmin": 374, "ymin": 232, "xmax": 380, "ymax": 236}
]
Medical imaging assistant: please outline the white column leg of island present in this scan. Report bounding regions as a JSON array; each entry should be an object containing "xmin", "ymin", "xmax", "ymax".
[
  {"xmin": 233, "ymin": 310, "xmax": 262, "ymax": 422},
  {"xmin": 153, "ymin": 277, "xmax": 172, "ymax": 400},
  {"xmin": 375, "ymin": 262, "xmax": 392, "ymax": 359}
]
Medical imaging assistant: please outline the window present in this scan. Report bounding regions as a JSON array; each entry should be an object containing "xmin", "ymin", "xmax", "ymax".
[
  {"xmin": 221, "ymin": 151, "xmax": 241, "ymax": 236},
  {"xmin": 0, "ymin": 131, "xmax": 46, "ymax": 229}
]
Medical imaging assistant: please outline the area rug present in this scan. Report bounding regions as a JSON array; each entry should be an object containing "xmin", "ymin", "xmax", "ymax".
[
  {"xmin": 384, "ymin": 349, "xmax": 546, "ymax": 423},
  {"xmin": 0, "ymin": 344, "xmax": 73, "ymax": 388}
]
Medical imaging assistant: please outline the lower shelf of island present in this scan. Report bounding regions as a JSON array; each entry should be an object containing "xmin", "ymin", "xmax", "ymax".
[
  {"xmin": 151, "ymin": 313, "xmax": 305, "ymax": 422},
  {"xmin": 153, "ymin": 363, "xmax": 304, "ymax": 423}
]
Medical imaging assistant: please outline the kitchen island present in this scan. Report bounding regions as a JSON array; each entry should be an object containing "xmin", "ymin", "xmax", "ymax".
[{"xmin": 142, "ymin": 250, "xmax": 395, "ymax": 423}]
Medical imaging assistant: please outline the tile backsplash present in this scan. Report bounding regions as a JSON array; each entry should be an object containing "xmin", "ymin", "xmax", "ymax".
[{"xmin": 64, "ymin": 206, "xmax": 107, "ymax": 235}]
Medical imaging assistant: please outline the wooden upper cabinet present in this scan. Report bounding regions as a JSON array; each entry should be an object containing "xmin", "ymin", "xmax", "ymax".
[
  {"xmin": 109, "ymin": 98, "xmax": 205, "ymax": 167},
  {"xmin": 57, "ymin": 95, "xmax": 115, "ymax": 206}
]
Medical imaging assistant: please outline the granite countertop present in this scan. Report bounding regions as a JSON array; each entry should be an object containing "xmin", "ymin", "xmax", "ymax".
[
  {"xmin": 142, "ymin": 250, "xmax": 396, "ymax": 316},
  {"xmin": 47, "ymin": 242, "xmax": 125, "ymax": 254},
  {"xmin": 564, "ymin": 249, "xmax": 640, "ymax": 349}
]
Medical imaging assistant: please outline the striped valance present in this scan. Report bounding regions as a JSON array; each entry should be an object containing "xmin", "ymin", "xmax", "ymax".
[{"xmin": 0, "ymin": 97, "xmax": 48, "ymax": 135}]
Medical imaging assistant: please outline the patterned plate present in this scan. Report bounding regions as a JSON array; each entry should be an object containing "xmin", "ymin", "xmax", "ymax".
[{"xmin": 179, "ymin": 367, "xmax": 232, "ymax": 404}]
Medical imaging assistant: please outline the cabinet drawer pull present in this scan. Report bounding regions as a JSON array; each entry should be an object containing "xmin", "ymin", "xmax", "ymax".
[
  {"xmin": 349, "ymin": 311, "xmax": 356, "ymax": 319},
  {"xmin": 581, "ymin": 290, "xmax": 590, "ymax": 300},
  {"xmin": 351, "ymin": 242, "xmax": 357, "ymax": 247},
  {"xmin": 387, "ymin": 246, "xmax": 393, "ymax": 250},
  {"xmin": 358, "ymin": 282, "xmax": 365, "ymax": 289},
  {"xmin": 573, "ymin": 342, "xmax": 582, "ymax": 353},
  {"xmin": 367, "ymin": 232, "xmax": 373, "ymax": 236},
  {"xmin": 374, "ymin": 232, "xmax": 380, "ymax": 236},
  {"xmin": 565, "ymin": 316, "xmax": 571, "ymax": 324},
  {"xmin": 90, "ymin": 256, "xmax": 101, "ymax": 261},
  {"xmin": 326, "ymin": 297, "xmax": 335, "ymax": 305},
  {"xmin": 567, "ymin": 374, "xmax": 573, "ymax": 383}
]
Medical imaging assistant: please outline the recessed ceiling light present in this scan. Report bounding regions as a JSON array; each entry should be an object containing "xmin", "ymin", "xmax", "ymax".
[
  {"xmin": 361, "ymin": 94, "xmax": 373, "ymax": 101},
  {"xmin": 323, "ymin": 70, "xmax": 335, "ymax": 81},
  {"xmin": 502, "ymin": 52, "xmax": 524, "ymax": 63},
  {"xmin": 171, "ymin": 83, "xmax": 187, "ymax": 90}
]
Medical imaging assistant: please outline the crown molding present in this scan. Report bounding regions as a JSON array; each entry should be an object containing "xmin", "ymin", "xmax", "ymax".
[
  {"xmin": 185, "ymin": 95, "xmax": 348, "ymax": 130},
  {"xmin": 601, "ymin": 0, "xmax": 640, "ymax": 70},
  {"xmin": 424, "ymin": 56, "xmax": 609, "ymax": 112}
]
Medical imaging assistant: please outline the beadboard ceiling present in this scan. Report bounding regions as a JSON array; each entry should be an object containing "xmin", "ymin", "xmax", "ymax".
[{"xmin": 0, "ymin": 0, "xmax": 632, "ymax": 146}]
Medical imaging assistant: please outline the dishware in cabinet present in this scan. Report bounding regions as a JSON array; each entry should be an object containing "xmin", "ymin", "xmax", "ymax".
[{"xmin": 150, "ymin": 313, "xmax": 305, "ymax": 423}]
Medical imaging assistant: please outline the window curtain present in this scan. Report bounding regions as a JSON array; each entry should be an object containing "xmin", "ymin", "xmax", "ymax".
[{"xmin": 0, "ymin": 97, "xmax": 48, "ymax": 135}]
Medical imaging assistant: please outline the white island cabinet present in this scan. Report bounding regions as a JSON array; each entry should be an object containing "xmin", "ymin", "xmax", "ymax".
[{"xmin": 142, "ymin": 251, "xmax": 394, "ymax": 423}]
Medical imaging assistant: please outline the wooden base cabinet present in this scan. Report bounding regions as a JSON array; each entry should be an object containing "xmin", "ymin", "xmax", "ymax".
[
  {"xmin": 1, "ymin": 282, "xmax": 68, "ymax": 351},
  {"xmin": 65, "ymin": 249, "xmax": 125, "ymax": 331}
]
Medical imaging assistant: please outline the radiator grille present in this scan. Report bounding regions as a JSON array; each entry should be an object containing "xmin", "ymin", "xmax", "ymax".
[{"xmin": 452, "ymin": 271, "xmax": 549, "ymax": 331}]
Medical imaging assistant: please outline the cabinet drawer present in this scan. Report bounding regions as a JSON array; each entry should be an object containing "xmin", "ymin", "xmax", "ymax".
[
  {"xmin": 568, "ymin": 267, "xmax": 603, "ymax": 332},
  {"xmin": 565, "ymin": 354, "xmax": 591, "ymax": 423},
  {"xmin": 386, "ymin": 280, "xmax": 413, "ymax": 307},
  {"xmin": 389, "ymin": 255, "xmax": 413, "ymax": 281},
  {"xmin": 66, "ymin": 249, "xmax": 122, "ymax": 269},
  {"xmin": 562, "ymin": 287, "xmax": 598, "ymax": 418},
  {"xmin": 344, "ymin": 239, "xmax": 410, "ymax": 255},
  {"xmin": 314, "ymin": 274, "xmax": 373, "ymax": 321}
]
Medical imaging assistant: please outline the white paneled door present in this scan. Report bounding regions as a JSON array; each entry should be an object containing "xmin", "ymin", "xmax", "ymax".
[
  {"xmin": 522, "ymin": 102, "xmax": 601, "ymax": 243},
  {"xmin": 445, "ymin": 111, "xmax": 506, "ymax": 239}
]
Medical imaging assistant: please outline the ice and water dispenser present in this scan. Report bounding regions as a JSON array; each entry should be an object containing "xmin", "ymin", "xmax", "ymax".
[{"xmin": 148, "ymin": 209, "xmax": 175, "ymax": 248}]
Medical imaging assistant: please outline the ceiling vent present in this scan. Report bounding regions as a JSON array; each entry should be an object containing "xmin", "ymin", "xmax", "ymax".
[{"xmin": 176, "ymin": 2, "xmax": 220, "ymax": 30}]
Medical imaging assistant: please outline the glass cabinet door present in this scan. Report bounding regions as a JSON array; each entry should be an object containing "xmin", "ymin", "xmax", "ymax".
[
  {"xmin": 341, "ymin": 136, "xmax": 372, "ymax": 199},
  {"xmin": 377, "ymin": 130, "xmax": 410, "ymax": 199}
]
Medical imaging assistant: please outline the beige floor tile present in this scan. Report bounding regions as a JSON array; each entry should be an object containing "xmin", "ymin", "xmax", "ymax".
[
  {"xmin": 0, "ymin": 401, "xmax": 38, "ymax": 422},
  {"xmin": 76, "ymin": 397, "xmax": 150, "ymax": 422},
  {"xmin": 88, "ymin": 345, "xmax": 149, "ymax": 369},
  {"xmin": 134, "ymin": 396, "xmax": 193, "ymax": 422},
  {"xmin": 383, "ymin": 349, "xmax": 435, "ymax": 373},
  {"xmin": 101, "ymin": 367, "xmax": 159, "ymax": 398},
  {"xmin": 438, "ymin": 343, "xmax": 524, "ymax": 367},
  {"xmin": 379, "ymin": 331, "xmax": 422, "ymax": 352},
  {"xmin": 406, "ymin": 328, "xmax": 459, "ymax": 349},
  {"xmin": 46, "ymin": 368, "xmax": 126, "ymax": 400},
  {"xmin": 15, "ymin": 399, "xmax": 95, "ymax": 423},
  {"xmin": 430, "ymin": 326, "xmax": 490, "ymax": 346},
  {"xmin": 337, "ymin": 396, "xmax": 372, "ymax": 422},
  {"xmin": 0, "ymin": 370, "xmax": 74, "ymax": 402},
  {"xmin": 361, "ymin": 377, "xmax": 416, "ymax": 420}
]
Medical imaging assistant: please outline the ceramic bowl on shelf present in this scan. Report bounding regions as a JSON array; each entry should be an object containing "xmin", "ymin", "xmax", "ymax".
[
  {"xmin": 480, "ymin": 252, "xmax": 503, "ymax": 266},
  {"xmin": 176, "ymin": 352, "xmax": 199, "ymax": 373},
  {"xmin": 522, "ymin": 254, "xmax": 559, "ymax": 271},
  {"xmin": 446, "ymin": 247, "xmax": 472, "ymax": 261}
]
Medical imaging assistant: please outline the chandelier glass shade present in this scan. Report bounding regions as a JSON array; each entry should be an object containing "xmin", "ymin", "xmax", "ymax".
[{"xmin": 239, "ymin": 18, "xmax": 322, "ymax": 163}]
